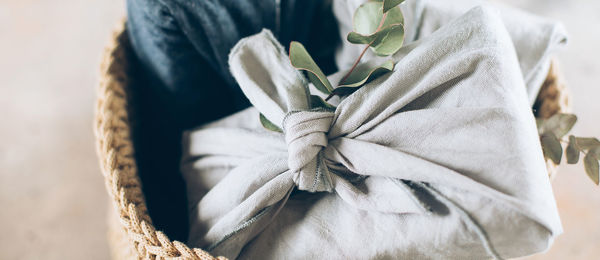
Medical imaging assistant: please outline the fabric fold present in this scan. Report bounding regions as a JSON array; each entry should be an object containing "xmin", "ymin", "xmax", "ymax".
[
  {"xmin": 182, "ymin": 6, "xmax": 561, "ymax": 259},
  {"xmin": 334, "ymin": 0, "xmax": 568, "ymax": 104}
]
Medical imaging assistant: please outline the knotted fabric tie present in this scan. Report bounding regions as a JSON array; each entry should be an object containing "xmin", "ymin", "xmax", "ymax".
[
  {"xmin": 282, "ymin": 110, "xmax": 335, "ymax": 192},
  {"xmin": 186, "ymin": 13, "xmax": 564, "ymax": 258}
]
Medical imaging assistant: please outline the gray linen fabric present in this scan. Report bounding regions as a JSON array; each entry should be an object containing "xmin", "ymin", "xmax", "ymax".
[
  {"xmin": 334, "ymin": 0, "xmax": 568, "ymax": 104},
  {"xmin": 181, "ymin": 7, "xmax": 562, "ymax": 259}
]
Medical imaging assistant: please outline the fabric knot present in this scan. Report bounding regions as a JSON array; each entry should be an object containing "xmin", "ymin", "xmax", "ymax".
[{"xmin": 282, "ymin": 110, "xmax": 335, "ymax": 192}]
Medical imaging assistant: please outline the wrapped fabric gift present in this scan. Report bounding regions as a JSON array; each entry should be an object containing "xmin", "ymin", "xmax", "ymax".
[
  {"xmin": 335, "ymin": 0, "xmax": 568, "ymax": 104},
  {"xmin": 181, "ymin": 7, "xmax": 561, "ymax": 259}
]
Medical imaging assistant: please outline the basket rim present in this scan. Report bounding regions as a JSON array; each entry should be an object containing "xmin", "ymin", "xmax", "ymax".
[{"xmin": 95, "ymin": 20, "xmax": 224, "ymax": 260}]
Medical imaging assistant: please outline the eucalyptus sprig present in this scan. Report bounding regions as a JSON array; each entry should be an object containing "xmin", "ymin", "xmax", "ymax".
[
  {"xmin": 538, "ymin": 113, "xmax": 600, "ymax": 184},
  {"xmin": 261, "ymin": 0, "xmax": 406, "ymax": 131},
  {"xmin": 337, "ymin": 0, "xmax": 405, "ymax": 97},
  {"xmin": 291, "ymin": 0, "xmax": 405, "ymax": 102}
]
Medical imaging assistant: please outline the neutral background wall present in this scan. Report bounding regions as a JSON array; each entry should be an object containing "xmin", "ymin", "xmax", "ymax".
[{"xmin": 0, "ymin": 0, "xmax": 598, "ymax": 259}]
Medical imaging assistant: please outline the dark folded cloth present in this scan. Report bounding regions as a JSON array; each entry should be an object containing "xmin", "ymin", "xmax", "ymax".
[
  {"xmin": 127, "ymin": 0, "xmax": 339, "ymax": 128},
  {"xmin": 125, "ymin": 0, "xmax": 339, "ymax": 241}
]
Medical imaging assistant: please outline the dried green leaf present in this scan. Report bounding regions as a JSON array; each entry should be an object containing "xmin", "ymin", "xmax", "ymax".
[
  {"xmin": 306, "ymin": 73, "xmax": 328, "ymax": 95},
  {"xmin": 591, "ymin": 146, "xmax": 600, "ymax": 157},
  {"xmin": 538, "ymin": 113, "xmax": 577, "ymax": 138},
  {"xmin": 537, "ymin": 118, "xmax": 548, "ymax": 133},
  {"xmin": 575, "ymin": 137, "xmax": 600, "ymax": 150},
  {"xmin": 289, "ymin": 41, "xmax": 333, "ymax": 94},
  {"xmin": 339, "ymin": 60, "xmax": 394, "ymax": 87},
  {"xmin": 347, "ymin": 30, "xmax": 379, "ymax": 45},
  {"xmin": 566, "ymin": 135, "xmax": 580, "ymax": 164},
  {"xmin": 370, "ymin": 25, "xmax": 405, "ymax": 56},
  {"xmin": 348, "ymin": 1, "xmax": 405, "ymax": 56},
  {"xmin": 259, "ymin": 113, "xmax": 282, "ymax": 132},
  {"xmin": 584, "ymin": 152, "xmax": 599, "ymax": 185},
  {"xmin": 310, "ymin": 95, "xmax": 336, "ymax": 111},
  {"xmin": 352, "ymin": 2, "xmax": 391, "ymax": 35},
  {"xmin": 331, "ymin": 60, "xmax": 393, "ymax": 98},
  {"xmin": 536, "ymin": 118, "xmax": 544, "ymax": 135},
  {"xmin": 541, "ymin": 132, "xmax": 562, "ymax": 164},
  {"xmin": 383, "ymin": 0, "xmax": 405, "ymax": 13}
]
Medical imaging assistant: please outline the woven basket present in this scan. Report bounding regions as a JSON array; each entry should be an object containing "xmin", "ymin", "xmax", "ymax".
[{"xmin": 95, "ymin": 20, "xmax": 570, "ymax": 259}]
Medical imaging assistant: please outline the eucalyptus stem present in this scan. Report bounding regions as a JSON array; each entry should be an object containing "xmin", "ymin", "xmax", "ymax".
[
  {"xmin": 338, "ymin": 44, "xmax": 371, "ymax": 88},
  {"xmin": 326, "ymin": 44, "xmax": 370, "ymax": 101}
]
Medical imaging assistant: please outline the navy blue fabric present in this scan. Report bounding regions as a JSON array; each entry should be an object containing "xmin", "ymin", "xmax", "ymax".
[
  {"xmin": 125, "ymin": 0, "xmax": 339, "ymax": 241},
  {"xmin": 127, "ymin": 0, "xmax": 338, "ymax": 128}
]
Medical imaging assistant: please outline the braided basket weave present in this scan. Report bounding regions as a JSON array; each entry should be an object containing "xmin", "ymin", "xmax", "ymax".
[{"xmin": 95, "ymin": 21, "xmax": 570, "ymax": 259}]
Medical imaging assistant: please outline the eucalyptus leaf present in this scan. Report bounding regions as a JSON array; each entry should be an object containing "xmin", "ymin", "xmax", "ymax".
[
  {"xmin": 376, "ymin": 2, "xmax": 404, "ymax": 29},
  {"xmin": 371, "ymin": 25, "xmax": 405, "ymax": 56},
  {"xmin": 382, "ymin": 0, "xmax": 405, "ymax": 13},
  {"xmin": 347, "ymin": 31, "xmax": 378, "ymax": 45},
  {"xmin": 575, "ymin": 137, "xmax": 600, "ymax": 150},
  {"xmin": 331, "ymin": 60, "xmax": 394, "ymax": 98},
  {"xmin": 306, "ymin": 73, "xmax": 329, "ymax": 95},
  {"xmin": 310, "ymin": 95, "xmax": 336, "ymax": 111},
  {"xmin": 347, "ymin": 24, "xmax": 405, "ymax": 50},
  {"xmin": 349, "ymin": 1, "xmax": 405, "ymax": 56},
  {"xmin": 584, "ymin": 152, "xmax": 599, "ymax": 185},
  {"xmin": 541, "ymin": 132, "xmax": 562, "ymax": 164},
  {"xmin": 566, "ymin": 135, "xmax": 580, "ymax": 164},
  {"xmin": 352, "ymin": 2, "xmax": 388, "ymax": 35},
  {"xmin": 593, "ymin": 146, "xmax": 600, "ymax": 154},
  {"xmin": 339, "ymin": 60, "xmax": 394, "ymax": 87},
  {"xmin": 289, "ymin": 41, "xmax": 333, "ymax": 94},
  {"xmin": 260, "ymin": 113, "xmax": 282, "ymax": 132},
  {"xmin": 536, "ymin": 118, "xmax": 545, "ymax": 135},
  {"xmin": 539, "ymin": 113, "xmax": 577, "ymax": 138}
]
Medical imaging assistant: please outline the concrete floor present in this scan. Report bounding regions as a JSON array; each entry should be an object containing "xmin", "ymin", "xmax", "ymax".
[{"xmin": 0, "ymin": 0, "xmax": 598, "ymax": 259}]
